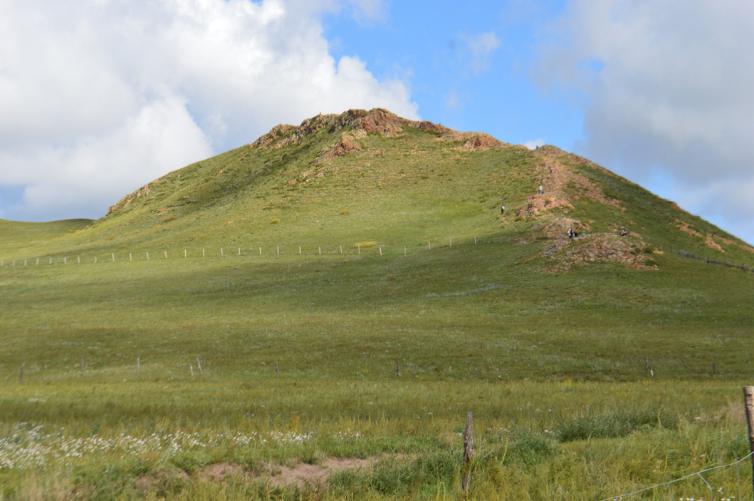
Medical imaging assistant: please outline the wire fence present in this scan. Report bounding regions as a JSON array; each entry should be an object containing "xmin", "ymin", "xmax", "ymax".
[
  {"xmin": 599, "ymin": 451, "xmax": 753, "ymax": 500},
  {"xmin": 0, "ymin": 235, "xmax": 510, "ymax": 270}
]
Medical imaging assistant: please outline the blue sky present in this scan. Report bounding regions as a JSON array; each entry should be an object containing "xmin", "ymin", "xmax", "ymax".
[
  {"xmin": 324, "ymin": 0, "xmax": 579, "ymax": 148},
  {"xmin": 1, "ymin": 0, "xmax": 752, "ymax": 244}
]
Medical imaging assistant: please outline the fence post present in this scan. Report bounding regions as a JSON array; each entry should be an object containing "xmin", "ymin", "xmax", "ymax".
[
  {"xmin": 743, "ymin": 386, "xmax": 754, "ymax": 495},
  {"xmin": 462, "ymin": 411, "xmax": 474, "ymax": 497}
]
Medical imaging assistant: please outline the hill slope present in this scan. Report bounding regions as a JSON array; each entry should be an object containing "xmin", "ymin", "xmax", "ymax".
[
  {"xmin": 4, "ymin": 108, "xmax": 753, "ymax": 270},
  {"xmin": 1, "ymin": 107, "xmax": 753, "ymax": 380}
]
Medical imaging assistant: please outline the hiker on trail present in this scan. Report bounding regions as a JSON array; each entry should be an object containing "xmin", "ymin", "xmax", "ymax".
[
  {"xmin": 500, "ymin": 204, "xmax": 506, "ymax": 215},
  {"xmin": 618, "ymin": 227, "xmax": 629, "ymax": 237},
  {"xmin": 538, "ymin": 185, "xmax": 545, "ymax": 195},
  {"xmin": 567, "ymin": 227, "xmax": 576, "ymax": 239}
]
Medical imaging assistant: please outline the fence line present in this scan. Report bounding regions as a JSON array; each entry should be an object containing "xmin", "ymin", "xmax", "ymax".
[
  {"xmin": 678, "ymin": 249, "xmax": 754, "ymax": 274},
  {"xmin": 0, "ymin": 235, "xmax": 507, "ymax": 271},
  {"xmin": 599, "ymin": 450, "xmax": 754, "ymax": 500}
]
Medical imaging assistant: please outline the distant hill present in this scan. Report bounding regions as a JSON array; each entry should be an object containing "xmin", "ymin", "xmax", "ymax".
[{"xmin": 4, "ymin": 108, "xmax": 752, "ymax": 271}]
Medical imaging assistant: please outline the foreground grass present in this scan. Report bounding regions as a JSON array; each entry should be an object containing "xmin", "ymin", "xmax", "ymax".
[{"xmin": 1, "ymin": 379, "xmax": 751, "ymax": 499}]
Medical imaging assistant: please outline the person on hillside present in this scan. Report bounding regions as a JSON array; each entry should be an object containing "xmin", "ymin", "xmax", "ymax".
[
  {"xmin": 538, "ymin": 185, "xmax": 545, "ymax": 195},
  {"xmin": 500, "ymin": 203, "xmax": 506, "ymax": 215}
]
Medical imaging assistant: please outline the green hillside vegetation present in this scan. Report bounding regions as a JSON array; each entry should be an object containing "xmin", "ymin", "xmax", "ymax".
[{"xmin": 1, "ymin": 109, "xmax": 754, "ymax": 499}]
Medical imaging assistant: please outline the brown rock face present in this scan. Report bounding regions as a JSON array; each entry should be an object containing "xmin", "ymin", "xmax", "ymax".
[{"xmin": 251, "ymin": 108, "xmax": 505, "ymax": 153}]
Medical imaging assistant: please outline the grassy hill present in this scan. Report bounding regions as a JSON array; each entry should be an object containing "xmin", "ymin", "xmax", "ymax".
[{"xmin": 2, "ymin": 109, "xmax": 754, "ymax": 499}]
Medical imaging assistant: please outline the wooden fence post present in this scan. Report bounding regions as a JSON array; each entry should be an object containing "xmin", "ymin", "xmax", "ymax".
[
  {"xmin": 743, "ymin": 386, "xmax": 754, "ymax": 494},
  {"xmin": 462, "ymin": 411, "xmax": 474, "ymax": 497}
]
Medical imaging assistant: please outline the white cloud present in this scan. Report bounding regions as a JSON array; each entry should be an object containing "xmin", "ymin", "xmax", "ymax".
[
  {"xmin": 538, "ymin": 0, "xmax": 754, "ymax": 243},
  {"xmin": 524, "ymin": 138, "xmax": 545, "ymax": 150},
  {"xmin": 0, "ymin": 0, "xmax": 416, "ymax": 221},
  {"xmin": 463, "ymin": 32, "xmax": 501, "ymax": 75}
]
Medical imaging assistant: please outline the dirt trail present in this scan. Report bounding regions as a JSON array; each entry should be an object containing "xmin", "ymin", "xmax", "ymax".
[{"xmin": 516, "ymin": 147, "xmax": 620, "ymax": 219}]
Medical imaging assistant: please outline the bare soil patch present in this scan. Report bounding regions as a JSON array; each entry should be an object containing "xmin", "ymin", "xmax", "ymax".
[{"xmin": 267, "ymin": 457, "xmax": 377, "ymax": 489}]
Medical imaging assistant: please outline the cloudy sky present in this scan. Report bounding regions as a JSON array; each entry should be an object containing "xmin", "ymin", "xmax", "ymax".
[{"xmin": 1, "ymin": 0, "xmax": 752, "ymax": 244}]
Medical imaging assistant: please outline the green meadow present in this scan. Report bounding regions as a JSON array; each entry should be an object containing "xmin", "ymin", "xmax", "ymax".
[{"xmin": 2, "ymin": 111, "xmax": 754, "ymax": 499}]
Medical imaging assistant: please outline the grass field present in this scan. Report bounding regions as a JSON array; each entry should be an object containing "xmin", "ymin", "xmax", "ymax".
[{"xmin": 2, "ymin": 110, "xmax": 754, "ymax": 499}]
